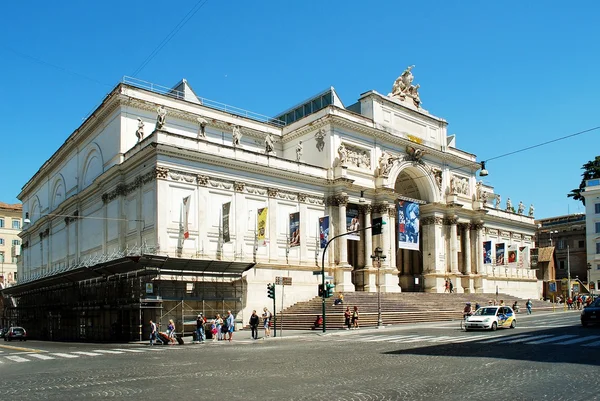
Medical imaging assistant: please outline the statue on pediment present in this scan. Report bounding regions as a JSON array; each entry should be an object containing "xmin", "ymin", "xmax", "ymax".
[
  {"xmin": 390, "ymin": 65, "xmax": 422, "ymax": 108},
  {"xmin": 377, "ymin": 150, "xmax": 398, "ymax": 177},
  {"xmin": 155, "ymin": 106, "xmax": 167, "ymax": 130},
  {"xmin": 296, "ymin": 141, "xmax": 303, "ymax": 162},
  {"xmin": 232, "ymin": 125, "xmax": 242, "ymax": 147},
  {"xmin": 517, "ymin": 201, "xmax": 525, "ymax": 215},
  {"xmin": 265, "ymin": 133, "xmax": 275, "ymax": 155},
  {"xmin": 315, "ymin": 129, "xmax": 325, "ymax": 152},
  {"xmin": 338, "ymin": 143, "xmax": 348, "ymax": 166},
  {"xmin": 197, "ymin": 116, "xmax": 207, "ymax": 138},
  {"xmin": 529, "ymin": 204, "xmax": 535, "ymax": 217},
  {"xmin": 135, "ymin": 118, "xmax": 144, "ymax": 142}
]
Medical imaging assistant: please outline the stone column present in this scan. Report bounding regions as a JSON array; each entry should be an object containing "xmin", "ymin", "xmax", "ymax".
[
  {"xmin": 474, "ymin": 222, "xmax": 484, "ymax": 274},
  {"xmin": 376, "ymin": 202, "xmax": 391, "ymax": 269},
  {"xmin": 397, "ymin": 245, "xmax": 404, "ymax": 274},
  {"xmin": 449, "ymin": 216, "xmax": 459, "ymax": 274},
  {"xmin": 363, "ymin": 205, "xmax": 373, "ymax": 268},
  {"xmin": 462, "ymin": 223, "xmax": 471, "ymax": 275},
  {"xmin": 388, "ymin": 204, "xmax": 397, "ymax": 271},
  {"xmin": 375, "ymin": 202, "xmax": 400, "ymax": 292},
  {"xmin": 336, "ymin": 193, "xmax": 349, "ymax": 267}
]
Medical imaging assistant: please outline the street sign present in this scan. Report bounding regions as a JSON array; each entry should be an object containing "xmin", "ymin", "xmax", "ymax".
[
  {"xmin": 275, "ymin": 276, "xmax": 282, "ymax": 285},
  {"xmin": 282, "ymin": 277, "xmax": 292, "ymax": 286},
  {"xmin": 325, "ymin": 275, "xmax": 334, "ymax": 280},
  {"xmin": 313, "ymin": 271, "xmax": 323, "ymax": 275},
  {"xmin": 549, "ymin": 282, "xmax": 557, "ymax": 292}
]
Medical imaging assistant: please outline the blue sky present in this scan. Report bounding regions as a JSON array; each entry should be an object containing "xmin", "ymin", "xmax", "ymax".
[{"xmin": 1, "ymin": 0, "xmax": 598, "ymax": 219}]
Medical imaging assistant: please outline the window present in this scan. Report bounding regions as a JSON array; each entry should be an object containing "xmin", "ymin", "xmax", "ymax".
[
  {"xmin": 559, "ymin": 260, "xmax": 565, "ymax": 270},
  {"xmin": 0, "ymin": 218, "xmax": 4, "ymax": 228},
  {"xmin": 579, "ymin": 240, "xmax": 585, "ymax": 248},
  {"xmin": 13, "ymin": 272, "xmax": 17, "ymax": 281},
  {"xmin": 0, "ymin": 251, "xmax": 4, "ymax": 263},
  {"xmin": 12, "ymin": 219, "xmax": 20, "ymax": 229},
  {"xmin": 0, "ymin": 238, "xmax": 4, "ymax": 246},
  {"xmin": 597, "ymin": 264, "xmax": 600, "ymax": 270},
  {"xmin": 12, "ymin": 239, "xmax": 20, "ymax": 246},
  {"xmin": 596, "ymin": 243, "xmax": 600, "ymax": 254},
  {"xmin": 11, "ymin": 255, "xmax": 17, "ymax": 263},
  {"xmin": 596, "ymin": 203, "xmax": 600, "ymax": 214},
  {"xmin": 557, "ymin": 239, "xmax": 566, "ymax": 250}
]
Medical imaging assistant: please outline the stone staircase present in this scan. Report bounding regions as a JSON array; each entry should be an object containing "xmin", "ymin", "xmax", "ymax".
[{"xmin": 270, "ymin": 293, "xmax": 553, "ymax": 330}]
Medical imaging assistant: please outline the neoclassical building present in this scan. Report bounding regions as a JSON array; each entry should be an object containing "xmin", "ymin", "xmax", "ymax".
[{"xmin": 7, "ymin": 69, "xmax": 539, "ymax": 340}]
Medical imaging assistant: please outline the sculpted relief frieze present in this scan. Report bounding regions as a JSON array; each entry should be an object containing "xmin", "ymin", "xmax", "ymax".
[
  {"xmin": 450, "ymin": 174, "xmax": 469, "ymax": 196},
  {"xmin": 343, "ymin": 144, "xmax": 371, "ymax": 170},
  {"xmin": 102, "ymin": 170, "xmax": 156, "ymax": 203}
]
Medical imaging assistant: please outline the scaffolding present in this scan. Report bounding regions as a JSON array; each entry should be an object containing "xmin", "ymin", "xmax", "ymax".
[{"xmin": 1, "ymin": 255, "xmax": 253, "ymax": 342}]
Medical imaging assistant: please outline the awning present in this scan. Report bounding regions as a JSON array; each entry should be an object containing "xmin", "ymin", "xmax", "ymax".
[{"xmin": 1, "ymin": 255, "xmax": 255, "ymax": 296}]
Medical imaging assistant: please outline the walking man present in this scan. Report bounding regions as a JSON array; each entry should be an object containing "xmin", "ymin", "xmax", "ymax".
[
  {"xmin": 526, "ymin": 299, "xmax": 533, "ymax": 315},
  {"xmin": 249, "ymin": 310, "xmax": 259, "ymax": 339},
  {"xmin": 226, "ymin": 310, "xmax": 235, "ymax": 342},
  {"xmin": 149, "ymin": 319, "xmax": 157, "ymax": 346},
  {"xmin": 262, "ymin": 307, "xmax": 272, "ymax": 338},
  {"xmin": 195, "ymin": 314, "xmax": 205, "ymax": 344}
]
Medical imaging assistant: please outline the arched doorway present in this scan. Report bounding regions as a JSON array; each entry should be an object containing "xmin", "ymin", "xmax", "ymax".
[{"xmin": 392, "ymin": 165, "xmax": 437, "ymax": 291}]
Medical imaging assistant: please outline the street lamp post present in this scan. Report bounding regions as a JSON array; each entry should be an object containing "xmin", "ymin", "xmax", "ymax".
[
  {"xmin": 370, "ymin": 247, "xmax": 386, "ymax": 328},
  {"xmin": 321, "ymin": 222, "xmax": 383, "ymax": 333},
  {"xmin": 567, "ymin": 245, "xmax": 572, "ymax": 299},
  {"xmin": 588, "ymin": 263, "xmax": 592, "ymax": 293},
  {"xmin": 549, "ymin": 230, "xmax": 558, "ymax": 247}
]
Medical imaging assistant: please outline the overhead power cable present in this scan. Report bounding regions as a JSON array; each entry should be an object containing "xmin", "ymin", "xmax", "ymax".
[{"xmin": 131, "ymin": 0, "xmax": 210, "ymax": 77}]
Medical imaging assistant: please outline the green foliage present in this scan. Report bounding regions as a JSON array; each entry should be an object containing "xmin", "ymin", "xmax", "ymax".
[{"xmin": 568, "ymin": 156, "xmax": 600, "ymax": 205}]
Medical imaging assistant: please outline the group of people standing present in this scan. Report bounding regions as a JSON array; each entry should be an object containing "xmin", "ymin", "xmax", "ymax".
[{"xmin": 248, "ymin": 307, "xmax": 273, "ymax": 339}]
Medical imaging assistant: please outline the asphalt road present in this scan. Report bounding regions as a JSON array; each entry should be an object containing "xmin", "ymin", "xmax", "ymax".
[{"xmin": 1, "ymin": 309, "xmax": 598, "ymax": 400}]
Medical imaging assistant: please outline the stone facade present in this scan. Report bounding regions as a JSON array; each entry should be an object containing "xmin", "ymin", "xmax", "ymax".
[
  {"xmin": 16, "ymin": 73, "xmax": 540, "ymax": 323},
  {"xmin": 0, "ymin": 202, "xmax": 22, "ymax": 287},
  {"xmin": 583, "ymin": 179, "xmax": 600, "ymax": 293}
]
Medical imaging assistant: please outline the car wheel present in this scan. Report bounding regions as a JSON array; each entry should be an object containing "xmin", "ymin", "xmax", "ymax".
[
  {"xmin": 510, "ymin": 320, "xmax": 516, "ymax": 329},
  {"xmin": 491, "ymin": 322, "xmax": 498, "ymax": 331},
  {"xmin": 465, "ymin": 328, "xmax": 471, "ymax": 332}
]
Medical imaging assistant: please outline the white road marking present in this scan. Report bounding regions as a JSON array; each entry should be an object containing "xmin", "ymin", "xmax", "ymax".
[
  {"xmin": 362, "ymin": 335, "xmax": 408, "ymax": 342},
  {"xmin": 72, "ymin": 351, "xmax": 102, "ymax": 356},
  {"xmin": 452, "ymin": 335, "xmax": 489, "ymax": 343},
  {"xmin": 111, "ymin": 348, "xmax": 146, "ymax": 353},
  {"xmin": 5, "ymin": 355, "xmax": 29, "ymax": 362},
  {"xmin": 479, "ymin": 334, "xmax": 531, "ymax": 343},
  {"xmin": 93, "ymin": 350, "xmax": 125, "ymax": 354},
  {"xmin": 506, "ymin": 335, "xmax": 553, "ymax": 343},
  {"xmin": 555, "ymin": 335, "xmax": 600, "ymax": 345},
  {"xmin": 51, "ymin": 353, "xmax": 79, "ymax": 359},
  {"xmin": 388, "ymin": 336, "xmax": 422, "ymax": 343},
  {"xmin": 402, "ymin": 336, "xmax": 438, "ymax": 343},
  {"xmin": 27, "ymin": 354, "xmax": 55, "ymax": 360},
  {"xmin": 526, "ymin": 335, "xmax": 577, "ymax": 344},
  {"xmin": 582, "ymin": 339, "xmax": 600, "ymax": 347}
]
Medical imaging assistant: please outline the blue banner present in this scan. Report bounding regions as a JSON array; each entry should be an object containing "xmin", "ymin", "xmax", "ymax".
[
  {"xmin": 398, "ymin": 200, "xmax": 419, "ymax": 251},
  {"xmin": 319, "ymin": 216, "xmax": 329, "ymax": 249}
]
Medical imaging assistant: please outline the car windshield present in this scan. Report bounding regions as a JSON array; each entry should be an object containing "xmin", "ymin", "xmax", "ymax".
[
  {"xmin": 12, "ymin": 328, "xmax": 24, "ymax": 334},
  {"xmin": 474, "ymin": 307, "xmax": 497, "ymax": 316}
]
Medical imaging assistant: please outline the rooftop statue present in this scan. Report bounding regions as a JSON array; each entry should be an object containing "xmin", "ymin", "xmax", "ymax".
[
  {"xmin": 391, "ymin": 65, "xmax": 422, "ymax": 108},
  {"xmin": 155, "ymin": 106, "xmax": 167, "ymax": 131}
]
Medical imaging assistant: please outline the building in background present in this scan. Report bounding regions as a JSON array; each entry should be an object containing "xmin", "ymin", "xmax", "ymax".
[
  {"xmin": 583, "ymin": 179, "xmax": 600, "ymax": 293},
  {"xmin": 0, "ymin": 202, "xmax": 22, "ymax": 287},
  {"xmin": 6, "ymin": 69, "xmax": 539, "ymax": 341}
]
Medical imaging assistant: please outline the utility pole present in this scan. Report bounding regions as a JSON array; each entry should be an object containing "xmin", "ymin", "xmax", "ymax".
[{"xmin": 567, "ymin": 245, "xmax": 572, "ymax": 299}]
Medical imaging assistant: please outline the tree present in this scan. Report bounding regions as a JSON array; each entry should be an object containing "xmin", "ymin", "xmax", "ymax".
[{"xmin": 568, "ymin": 156, "xmax": 600, "ymax": 205}]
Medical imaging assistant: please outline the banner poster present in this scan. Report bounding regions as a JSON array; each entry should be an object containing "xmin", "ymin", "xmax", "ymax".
[
  {"xmin": 346, "ymin": 205, "xmax": 360, "ymax": 241},
  {"xmin": 495, "ymin": 243, "xmax": 506, "ymax": 265},
  {"xmin": 519, "ymin": 246, "xmax": 528, "ymax": 267},
  {"xmin": 530, "ymin": 248, "xmax": 539, "ymax": 268},
  {"xmin": 319, "ymin": 216, "xmax": 329, "ymax": 249},
  {"xmin": 397, "ymin": 200, "xmax": 420, "ymax": 251},
  {"xmin": 289, "ymin": 212, "xmax": 300, "ymax": 247},
  {"xmin": 483, "ymin": 241, "xmax": 492, "ymax": 264},
  {"xmin": 257, "ymin": 207, "xmax": 268, "ymax": 246},
  {"xmin": 222, "ymin": 202, "xmax": 231, "ymax": 243},
  {"xmin": 507, "ymin": 244, "xmax": 518, "ymax": 264},
  {"xmin": 182, "ymin": 196, "xmax": 191, "ymax": 239}
]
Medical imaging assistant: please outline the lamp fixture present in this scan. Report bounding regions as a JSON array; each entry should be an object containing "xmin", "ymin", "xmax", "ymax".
[
  {"xmin": 479, "ymin": 161, "xmax": 489, "ymax": 177},
  {"xmin": 24, "ymin": 212, "xmax": 30, "ymax": 225},
  {"xmin": 359, "ymin": 190, "xmax": 365, "ymax": 203}
]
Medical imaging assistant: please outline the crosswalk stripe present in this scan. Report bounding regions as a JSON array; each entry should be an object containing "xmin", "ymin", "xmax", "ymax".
[
  {"xmin": 582, "ymin": 339, "xmax": 600, "ymax": 347},
  {"xmin": 426, "ymin": 336, "xmax": 455, "ymax": 343},
  {"xmin": 479, "ymin": 334, "xmax": 531, "ymax": 344},
  {"xmin": 51, "ymin": 353, "xmax": 79, "ymax": 359},
  {"xmin": 505, "ymin": 335, "xmax": 550, "ymax": 343},
  {"xmin": 93, "ymin": 350, "xmax": 125, "ymax": 354},
  {"xmin": 555, "ymin": 335, "xmax": 600, "ymax": 345},
  {"xmin": 362, "ymin": 335, "xmax": 407, "ymax": 342},
  {"xmin": 28, "ymin": 354, "xmax": 55, "ymax": 360},
  {"xmin": 72, "ymin": 351, "xmax": 102, "ymax": 356},
  {"xmin": 111, "ymin": 348, "xmax": 146, "ymax": 353},
  {"xmin": 388, "ymin": 336, "xmax": 421, "ymax": 343},
  {"xmin": 5, "ymin": 355, "xmax": 29, "ymax": 362},
  {"xmin": 526, "ymin": 335, "xmax": 577, "ymax": 344},
  {"xmin": 402, "ymin": 336, "xmax": 438, "ymax": 343},
  {"xmin": 452, "ymin": 335, "xmax": 488, "ymax": 343}
]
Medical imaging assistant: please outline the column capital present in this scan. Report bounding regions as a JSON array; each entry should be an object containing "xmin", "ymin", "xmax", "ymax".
[
  {"xmin": 373, "ymin": 202, "xmax": 390, "ymax": 214},
  {"xmin": 444, "ymin": 216, "xmax": 458, "ymax": 225},
  {"xmin": 360, "ymin": 204, "xmax": 373, "ymax": 214},
  {"xmin": 267, "ymin": 188, "xmax": 279, "ymax": 197},
  {"xmin": 421, "ymin": 216, "xmax": 443, "ymax": 226}
]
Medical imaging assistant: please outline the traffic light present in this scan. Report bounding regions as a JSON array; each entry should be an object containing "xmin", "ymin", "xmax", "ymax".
[
  {"xmin": 267, "ymin": 283, "xmax": 275, "ymax": 299},
  {"xmin": 325, "ymin": 283, "xmax": 335, "ymax": 298},
  {"xmin": 318, "ymin": 284, "xmax": 324, "ymax": 297}
]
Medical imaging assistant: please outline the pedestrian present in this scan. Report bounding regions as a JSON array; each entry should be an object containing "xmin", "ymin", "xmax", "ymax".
[
  {"xmin": 226, "ymin": 310, "xmax": 235, "ymax": 342},
  {"xmin": 499, "ymin": 299, "xmax": 505, "ymax": 306},
  {"xmin": 449, "ymin": 280, "xmax": 454, "ymax": 294},
  {"xmin": 352, "ymin": 306, "xmax": 360, "ymax": 329},
  {"xmin": 311, "ymin": 315, "xmax": 323, "ymax": 330},
  {"xmin": 215, "ymin": 314, "xmax": 224, "ymax": 341},
  {"xmin": 567, "ymin": 297, "xmax": 573, "ymax": 309},
  {"xmin": 167, "ymin": 319, "xmax": 176, "ymax": 344},
  {"xmin": 444, "ymin": 279, "xmax": 449, "ymax": 293},
  {"xmin": 262, "ymin": 307, "xmax": 272, "ymax": 338},
  {"xmin": 526, "ymin": 298, "xmax": 533, "ymax": 314},
  {"xmin": 195, "ymin": 314, "xmax": 205, "ymax": 344},
  {"xmin": 249, "ymin": 310, "xmax": 259, "ymax": 339},
  {"xmin": 475, "ymin": 302, "xmax": 481, "ymax": 311},
  {"xmin": 344, "ymin": 306, "xmax": 351, "ymax": 330},
  {"xmin": 149, "ymin": 319, "xmax": 157, "ymax": 346},
  {"xmin": 210, "ymin": 319, "xmax": 218, "ymax": 341}
]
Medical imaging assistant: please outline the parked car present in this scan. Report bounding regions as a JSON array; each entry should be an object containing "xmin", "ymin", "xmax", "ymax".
[
  {"xmin": 581, "ymin": 297, "xmax": 600, "ymax": 326},
  {"xmin": 4, "ymin": 327, "xmax": 27, "ymax": 341},
  {"xmin": 464, "ymin": 306, "xmax": 516, "ymax": 331},
  {"xmin": 0, "ymin": 328, "xmax": 6, "ymax": 338}
]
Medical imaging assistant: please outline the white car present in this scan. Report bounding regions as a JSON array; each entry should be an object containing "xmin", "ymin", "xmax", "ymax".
[{"xmin": 464, "ymin": 306, "xmax": 516, "ymax": 331}]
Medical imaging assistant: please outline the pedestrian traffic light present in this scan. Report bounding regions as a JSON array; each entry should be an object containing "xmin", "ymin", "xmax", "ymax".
[
  {"xmin": 318, "ymin": 284, "xmax": 324, "ymax": 297},
  {"xmin": 267, "ymin": 283, "xmax": 275, "ymax": 299},
  {"xmin": 325, "ymin": 283, "xmax": 335, "ymax": 298}
]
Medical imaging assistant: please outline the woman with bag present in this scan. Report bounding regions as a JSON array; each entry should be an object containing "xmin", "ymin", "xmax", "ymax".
[
  {"xmin": 167, "ymin": 319, "xmax": 176, "ymax": 344},
  {"xmin": 351, "ymin": 306, "xmax": 360, "ymax": 330},
  {"xmin": 344, "ymin": 307, "xmax": 352, "ymax": 330},
  {"xmin": 215, "ymin": 314, "xmax": 224, "ymax": 341}
]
